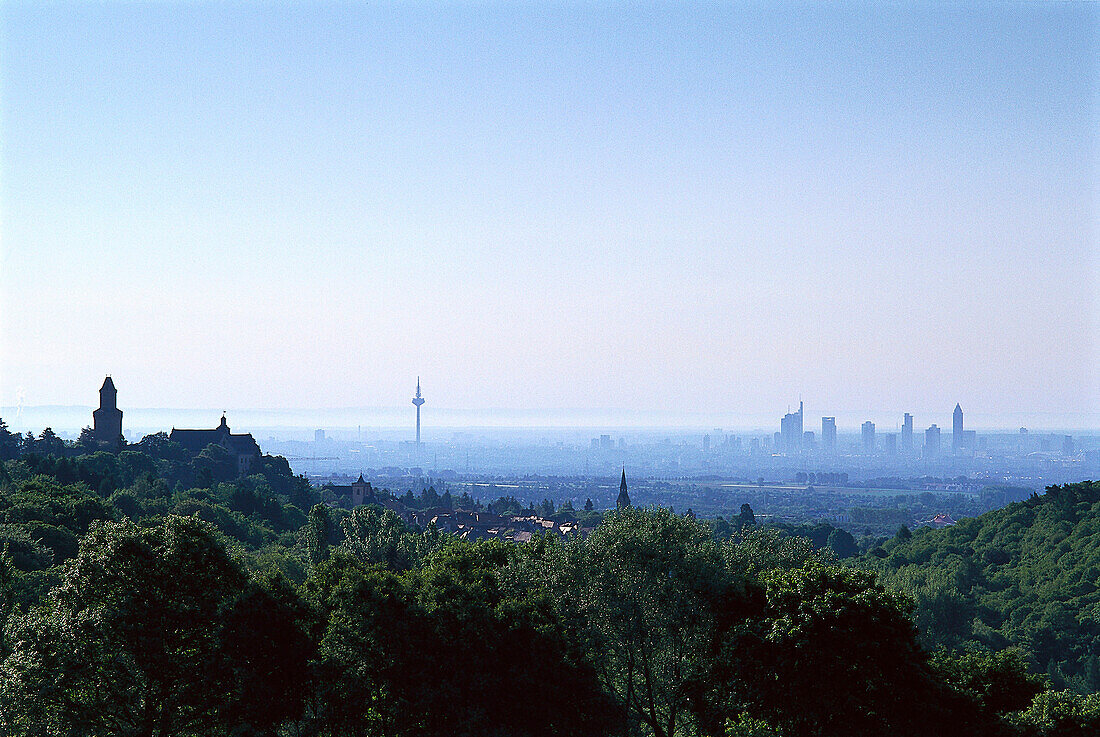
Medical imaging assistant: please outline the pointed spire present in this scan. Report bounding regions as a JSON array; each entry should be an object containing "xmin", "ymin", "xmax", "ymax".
[{"xmin": 617, "ymin": 468, "xmax": 631, "ymax": 509}]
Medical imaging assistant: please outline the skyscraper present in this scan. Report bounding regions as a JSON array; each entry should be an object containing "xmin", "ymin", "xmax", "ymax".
[
  {"xmin": 412, "ymin": 378, "xmax": 425, "ymax": 453},
  {"xmin": 821, "ymin": 417, "xmax": 837, "ymax": 453},
  {"xmin": 861, "ymin": 421, "xmax": 876, "ymax": 453},
  {"xmin": 925, "ymin": 424, "xmax": 941, "ymax": 458},
  {"xmin": 780, "ymin": 401, "xmax": 804, "ymax": 452},
  {"xmin": 901, "ymin": 413, "xmax": 913, "ymax": 453},
  {"xmin": 92, "ymin": 376, "xmax": 123, "ymax": 449},
  {"xmin": 952, "ymin": 403, "xmax": 964, "ymax": 453}
]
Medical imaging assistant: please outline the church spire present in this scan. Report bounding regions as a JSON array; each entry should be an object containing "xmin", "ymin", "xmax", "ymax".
[{"xmin": 617, "ymin": 468, "xmax": 631, "ymax": 509}]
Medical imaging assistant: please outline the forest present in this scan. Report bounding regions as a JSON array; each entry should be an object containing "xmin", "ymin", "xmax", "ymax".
[{"xmin": 0, "ymin": 419, "xmax": 1097, "ymax": 737}]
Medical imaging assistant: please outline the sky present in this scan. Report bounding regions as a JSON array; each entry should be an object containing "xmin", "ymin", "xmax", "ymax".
[{"xmin": 1, "ymin": 2, "xmax": 1097, "ymax": 430}]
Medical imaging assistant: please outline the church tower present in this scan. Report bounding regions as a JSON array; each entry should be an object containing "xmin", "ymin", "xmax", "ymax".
[
  {"xmin": 92, "ymin": 376, "xmax": 123, "ymax": 449},
  {"xmin": 617, "ymin": 468, "xmax": 632, "ymax": 509}
]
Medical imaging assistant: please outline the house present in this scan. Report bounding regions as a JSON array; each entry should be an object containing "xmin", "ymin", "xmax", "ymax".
[{"xmin": 169, "ymin": 414, "xmax": 261, "ymax": 475}]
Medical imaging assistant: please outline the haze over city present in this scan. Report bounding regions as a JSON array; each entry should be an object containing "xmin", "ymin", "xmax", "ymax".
[{"xmin": 2, "ymin": 2, "xmax": 1097, "ymax": 430}]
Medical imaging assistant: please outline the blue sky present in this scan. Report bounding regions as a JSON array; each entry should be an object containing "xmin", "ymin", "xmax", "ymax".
[{"xmin": 1, "ymin": 2, "xmax": 1097, "ymax": 428}]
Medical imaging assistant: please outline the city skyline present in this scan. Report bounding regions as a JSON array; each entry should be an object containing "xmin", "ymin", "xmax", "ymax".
[
  {"xmin": 2, "ymin": 375, "xmax": 1095, "ymax": 435},
  {"xmin": 2, "ymin": 3, "xmax": 1096, "ymax": 424}
]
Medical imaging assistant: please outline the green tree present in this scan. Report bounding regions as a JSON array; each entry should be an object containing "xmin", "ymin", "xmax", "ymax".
[
  {"xmin": 0, "ymin": 516, "xmax": 308, "ymax": 737},
  {"xmin": 563, "ymin": 506, "xmax": 735, "ymax": 737},
  {"xmin": 737, "ymin": 503, "xmax": 756, "ymax": 530},
  {"xmin": 826, "ymin": 527, "xmax": 858, "ymax": 559}
]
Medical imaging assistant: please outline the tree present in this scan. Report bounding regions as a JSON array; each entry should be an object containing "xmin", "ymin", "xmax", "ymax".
[
  {"xmin": 718, "ymin": 564, "xmax": 977, "ymax": 737},
  {"xmin": 340, "ymin": 504, "xmax": 438, "ymax": 571},
  {"xmin": 305, "ymin": 504, "xmax": 336, "ymax": 566},
  {"xmin": 826, "ymin": 527, "xmax": 858, "ymax": 559},
  {"xmin": 737, "ymin": 504, "xmax": 756, "ymax": 530},
  {"xmin": 35, "ymin": 429, "xmax": 66, "ymax": 457},
  {"xmin": 0, "ymin": 516, "xmax": 309, "ymax": 737},
  {"xmin": 585, "ymin": 498, "xmax": 594, "ymax": 511},
  {"xmin": 562, "ymin": 506, "xmax": 737, "ymax": 737},
  {"xmin": 0, "ymin": 419, "xmax": 22, "ymax": 460}
]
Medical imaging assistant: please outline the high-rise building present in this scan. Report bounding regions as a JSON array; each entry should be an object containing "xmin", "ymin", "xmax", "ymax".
[
  {"xmin": 883, "ymin": 433, "xmax": 897, "ymax": 456},
  {"xmin": 412, "ymin": 378, "xmax": 426, "ymax": 454},
  {"xmin": 92, "ymin": 376, "xmax": 123, "ymax": 450},
  {"xmin": 780, "ymin": 401, "xmax": 804, "ymax": 452},
  {"xmin": 925, "ymin": 424, "xmax": 941, "ymax": 458},
  {"xmin": 901, "ymin": 413, "xmax": 913, "ymax": 453},
  {"xmin": 952, "ymin": 403, "xmax": 964, "ymax": 453},
  {"xmin": 803, "ymin": 431, "xmax": 816, "ymax": 449},
  {"xmin": 861, "ymin": 421, "xmax": 876, "ymax": 453},
  {"xmin": 821, "ymin": 417, "xmax": 837, "ymax": 453}
]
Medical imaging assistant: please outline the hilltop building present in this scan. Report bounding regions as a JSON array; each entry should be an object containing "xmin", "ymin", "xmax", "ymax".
[
  {"xmin": 324, "ymin": 474, "xmax": 376, "ymax": 506},
  {"xmin": 92, "ymin": 376, "xmax": 123, "ymax": 450},
  {"xmin": 169, "ymin": 414, "xmax": 261, "ymax": 475}
]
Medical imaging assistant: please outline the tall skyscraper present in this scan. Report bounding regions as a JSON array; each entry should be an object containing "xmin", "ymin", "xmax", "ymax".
[
  {"xmin": 780, "ymin": 401, "xmax": 804, "ymax": 452},
  {"xmin": 925, "ymin": 424, "xmax": 941, "ymax": 458},
  {"xmin": 821, "ymin": 417, "xmax": 837, "ymax": 453},
  {"xmin": 92, "ymin": 376, "xmax": 123, "ymax": 449},
  {"xmin": 901, "ymin": 413, "xmax": 913, "ymax": 453},
  {"xmin": 952, "ymin": 403, "xmax": 964, "ymax": 453},
  {"xmin": 861, "ymin": 421, "xmax": 876, "ymax": 453},
  {"xmin": 412, "ymin": 378, "xmax": 425, "ymax": 453}
]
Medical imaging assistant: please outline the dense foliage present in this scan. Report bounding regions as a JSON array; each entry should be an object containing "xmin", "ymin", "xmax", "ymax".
[
  {"xmin": 0, "ymin": 427, "xmax": 1094, "ymax": 736},
  {"xmin": 865, "ymin": 481, "xmax": 1100, "ymax": 692}
]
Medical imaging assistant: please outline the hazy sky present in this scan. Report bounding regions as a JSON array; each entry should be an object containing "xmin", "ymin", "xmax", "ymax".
[{"xmin": 2, "ymin": 2, "xmax": 1097, "ymax": 428}]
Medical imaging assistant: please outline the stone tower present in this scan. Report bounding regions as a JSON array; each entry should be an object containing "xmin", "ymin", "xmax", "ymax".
[{"xmin": 92, "ymin": 376, "xmax": 123, "ymax": 449}]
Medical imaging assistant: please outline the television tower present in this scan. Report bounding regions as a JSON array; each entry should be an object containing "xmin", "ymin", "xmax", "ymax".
[{"xmin": 412, "ymin": 378, "xmax": 425, "ymax": 454}]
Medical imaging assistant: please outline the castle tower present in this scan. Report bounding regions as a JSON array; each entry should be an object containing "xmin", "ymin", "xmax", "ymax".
[
  {"xmin": 92, "ymin": 376, "xmax": 123, "ymax": 449},
  {"xmin": 412, "ymin": 378, "xmax": 425, "ymax": 454}
]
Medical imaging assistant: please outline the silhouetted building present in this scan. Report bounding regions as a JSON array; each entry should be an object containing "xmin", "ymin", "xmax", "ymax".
[
  {"xmin": 315, "ymin": 429, "xmax": 326, "ymax": 442},
  {"xmin": 821, "ymin": 417, "xmax": 837, "ymax": 453},
  {"xmin": 883, "ymin": 433, "xmax": 897, "ymax": 456},
  {"xmin": 600, "ymin": 434, "xmax": 613, "ymax": 450},
  {"xmin": 952, "ymin": 403, "xmax": 964, "ymax": 452},
  {"xmin": 170, "ymin": 414, "xmax": 261, "ymax": 475},
  {"xmin": 1063, "ymin": 435, "xmax": 1075, "ymax": 456},
  {"xmin": 780, "ymin": 401, "xmax": 804, "ymax": 452},
  {"xmin": 901, "ymin": 413, "xmax": 913, "ymax": 453},
  {"xmin": 925, "ymin": 424, "xmax": 941, "ymax": 458},
  {"xmin": 861, "ymin": 421, "xmax": 875, "ymax": 452},
  {"xmin": 803, "ymin": 430, "xmax": 815, "ymax": 449},
  {"xmin": 92, "ymin": 376, "xmax": 123, "ymax": 450},
  {"xmin": 617, "ymin": 469, "xmax": 631, "ymax": 509}
]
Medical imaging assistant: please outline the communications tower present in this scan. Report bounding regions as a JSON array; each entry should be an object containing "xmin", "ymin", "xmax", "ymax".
[{"xmin": 412, "ymin": 378, "xmax": 425, "ymax": 454}]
